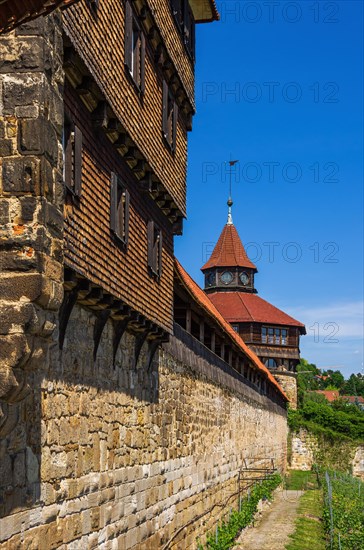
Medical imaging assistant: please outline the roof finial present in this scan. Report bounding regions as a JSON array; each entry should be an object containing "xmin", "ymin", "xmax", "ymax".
[{"xmin": 226, "ymin": 158, "xmax": 239, "ymax": 225}]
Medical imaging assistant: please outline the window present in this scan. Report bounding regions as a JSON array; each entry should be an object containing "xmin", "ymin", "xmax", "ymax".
[
  {"xmin": 262, "ymin": 326, "xmax": 289, "ymax": 345},
  {"xmin": 183, "ymin": 3, "xmax": 195, "ymax": 60},
  {"xmin": 147, "ymin": 220, "xmax": 163, "ymax": 278},
  {"xmin": 125, "ymin": 0, "xmax": 145, "ymax": 92},
  {"xmin": 110, "ymin": 172, "xmax": 130, "ymax": 246},
  {"xmin": 170, "ymin": 0, "xmax": 195, "ymax": 60},
  {"xmin": 232, "ymin": 324, "xmax": 239, "ymax": 333},
  {"xmin": 162, "ymin": 80, "xmax": 178, "ymax": 151},
  {"xmin": 265, "ymin": 358, "xmax": 277, "ymax": 369},
  {"xmin": 63, "ymin": 114, "xmax": 82, "ymax": 197}
]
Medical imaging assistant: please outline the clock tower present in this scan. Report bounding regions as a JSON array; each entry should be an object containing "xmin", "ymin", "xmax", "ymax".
[
  {"xmin": 201, "ymin": 197, "xmax": 306, "ymax": 409},
  {"xmin": 202, "ymin": 198, "xmax": 258, "ymax": 294}
]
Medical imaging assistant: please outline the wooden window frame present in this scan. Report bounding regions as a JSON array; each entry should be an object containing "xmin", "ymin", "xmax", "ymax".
[
  {"xmin": 125, "ymin": 0, "xmax": 145, "ymax": 93},
  {"xmin": 261, "ymin": 326, "xmax": 289, "ymax": 346},
  {"xmin": 162, "ymin": 80, "xmax": 178, "ymax": 152},
  {"xmin": 110, "ymin": 172, "xmax": 130, "ymax": 247},
  {"xmin": 63, "ymin": 113, "xmax": 82, "ymax": 198},
  {"xmin": 147, "ymin": 220, "xmax": 163, "ymax": 279}
]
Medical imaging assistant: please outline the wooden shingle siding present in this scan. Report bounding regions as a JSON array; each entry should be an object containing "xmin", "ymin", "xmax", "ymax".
[
  {"xmin": 64, "ymin": 83, "xmax": 174, "ymax": 332},
  {"xmin": 62, "ymin": 0, "xmax": 189, "ymax": 214}
]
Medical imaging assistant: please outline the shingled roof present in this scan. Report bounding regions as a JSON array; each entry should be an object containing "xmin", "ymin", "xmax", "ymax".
[
  {"xmin": 207, "ymin": 291, "xmax": 306, "ymax": 333},
  {"xmin": 175, "ymin": 258, "xmax": 289, "ymax": 401},
  {"xmin": 201, "ymin": 224, "xmax": 257, "ymax": 271}
]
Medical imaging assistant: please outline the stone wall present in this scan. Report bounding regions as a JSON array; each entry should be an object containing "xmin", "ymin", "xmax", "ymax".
[
  {"xmin": 0, "ymin": 303, "xmax": 288, "ymax": 549},
  {"xmin": 289, "ymin": 429, "xmax": 364, "ymax": 478},
  {"xmin": 289, "ymin": 429, "xmax": 319, "ymax": 471},
  {"xmin": 0, "ymin": 9, "xmax": 64, "ymax": 509},
  {"xmin": 273, "ymin": 371, "xmax": 297, "ymax": 410}
]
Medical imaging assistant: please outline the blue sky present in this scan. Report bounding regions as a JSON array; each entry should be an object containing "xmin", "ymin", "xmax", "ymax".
[{"xmin": 175, "ymin": 0, "xmax": 364, "ymax": 378}]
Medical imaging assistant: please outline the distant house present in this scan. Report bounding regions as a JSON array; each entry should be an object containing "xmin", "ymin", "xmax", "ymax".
[
  {"xmin": 310, "ymin": 390, "xmax": 364, "ymax": 409},
  {"xmin": 311, "ymin": 390, "xmax": 340, "ymax": 402},
  {"xmin": 342, "ymin": 395, "xmax": 364, "ymax": 410}
]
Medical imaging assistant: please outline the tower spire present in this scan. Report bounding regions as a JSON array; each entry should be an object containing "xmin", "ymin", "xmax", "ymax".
[
  {"xmin": 227, "ymin": 196, "xmax": 233, "ymax": 225},
  {"xmin": 226, "ymin": 159, "xmax": 238, "ymax": 225}
]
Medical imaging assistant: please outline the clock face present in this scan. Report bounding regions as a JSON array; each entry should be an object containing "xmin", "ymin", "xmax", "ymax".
[
  {"xmin": 220, "ymin": 271, "xmax": 233, "ymax": 285},
  {"xmin": 240, "ymin": 272, "xmax": 249, "ymax": 285},
  {"xmin": 206, "ymin": 272, "xmax": 215, "ymax": 287}
]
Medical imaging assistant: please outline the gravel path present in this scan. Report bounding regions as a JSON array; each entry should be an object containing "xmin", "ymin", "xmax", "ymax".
[{"xmin": 235, "ymin": 489, "xmax": 304, "ymax": 549}]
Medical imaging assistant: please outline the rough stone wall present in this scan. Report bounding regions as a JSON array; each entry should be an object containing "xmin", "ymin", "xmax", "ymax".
[
  {"xmin": 352, "ymin": 446, "xmax": 364, "ymax": 480},
  {"xmin": 273, "ymin": 371, "xmax": 297, "ymax": 409},
  {"xmin": 289, "ymin": 429, "xmax": 363, "ymax": 477},
  {"xmin": 0, "ymin": 303, "xmax": 288, "ymax": 549},
  {"xmin": 0, "ymin": 11, "xmax": 64, "ymax": 516},
  {"xmin": 289, "ymin": 429, "xmax": 319, "ymax": 471}
]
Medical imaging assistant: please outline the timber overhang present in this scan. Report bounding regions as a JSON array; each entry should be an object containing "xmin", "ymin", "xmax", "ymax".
[{"xmin": 61, "ymin": 267, "xmax": 169, "ymax": 367}]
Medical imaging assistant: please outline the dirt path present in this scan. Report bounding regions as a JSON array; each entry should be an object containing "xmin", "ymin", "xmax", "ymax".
[{"xmin": 235, "ymin": 489, "xmax": 304, "ymax": 550}]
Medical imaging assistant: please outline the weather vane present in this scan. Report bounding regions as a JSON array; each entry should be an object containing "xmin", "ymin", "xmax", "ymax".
[{"xmin": 225, "ymin": 158, "xmax": 239, "ymax": 225}]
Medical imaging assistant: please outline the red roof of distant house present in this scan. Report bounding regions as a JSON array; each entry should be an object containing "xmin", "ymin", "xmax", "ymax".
[
  {"xmin": 207, "ymin": 291, "xmax": 306, "ymax": 332},
  {"xmin": 175, "ymin": 258, "xmax": 288, "ymax": 401},
  {"xmin": 342, "ymin": 395, "xmax": 364, "ymax": 404},
  {"xmin": 201, "ymin": 224, "xmax": 257, "ymax": 271},
  {"xmin": 0, "ymin": 0, "xmax": 79, "ymax": 33},
  {"xmin": 312, "ymin": 390, "xmax": 340, "ymax": 402}
]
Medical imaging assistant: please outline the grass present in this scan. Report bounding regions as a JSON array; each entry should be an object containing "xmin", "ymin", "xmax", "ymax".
[
  {"xmin": 284, "ymin": 470, "xmax": 319, "ymax": 491},
  {"xmin": 285, "ymin": 490, "xmax": 326, "ymax": 550}
]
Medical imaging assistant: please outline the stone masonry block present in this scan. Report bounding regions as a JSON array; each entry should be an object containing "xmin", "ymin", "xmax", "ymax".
[
  {"xmin": 0, "ymin": 302, "xmax": 37, "ymax": 335},
  {"xmin": 18, "ymin": 118, "xmax": 58, "ymax": 164},
  {"xmin": 19, "ymin": 118, "xmax": 44, "ymax": 154},
  {"xmin": 0, "ymin": 200, "xmax": 9, "ymax": 223},
  {"xmin": 2, "ymin": 156, "xmax": 40, "ymax": 195},
  {"xmin": 15, "ymin": 17, "xmax": 45, "ymax": 37},
  {"xmin": 0, "ymin": 138, "xmax": 13, "ymax": 156},
  {"xmin": 0, "ymin": 37, "xmax": 45, "ymax": 74},
  {"xmin": 0, "ymin": 333, "xmax": 31, "ymax": 369},
  {"xmin": 0, "ymin": 248, "xmax": 41, "ymax": 273},
  {"xmin": 2, "ymin": 75, "xmax": 43, "ymax": 115}
]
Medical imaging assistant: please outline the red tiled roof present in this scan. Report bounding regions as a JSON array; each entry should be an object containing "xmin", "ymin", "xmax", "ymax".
[
  {"xmin": 342, "ymin": 395, "xmax": 364, "ymax": 404},
  {"xmin": 207, "ymin": 291, "xmax": 306, "ymax": 332},
  {"xmin": 175, "ymin": 258, "xmax": 288, "ymax": 401},
  {"xmin": 0, "ymin": 0, "xmax": 79, "ymax": 34},
  {"xmin": 201, "ymin": 224, "xmax": 257, "ymax": 271},
  {"xmin": 311, "ymin": 390, "xmax": 340, "ymax": 402}
]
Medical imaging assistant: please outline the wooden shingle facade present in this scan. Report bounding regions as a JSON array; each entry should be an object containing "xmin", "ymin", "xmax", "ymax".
[{"xmin": 59, "ymin": 0, "xmax": 218, "ymax": 336}]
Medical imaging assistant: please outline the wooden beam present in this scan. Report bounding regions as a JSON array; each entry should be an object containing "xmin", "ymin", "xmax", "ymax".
[
  {"xmin": 220, "ymin": 341, "xmax": 225, "ymax": 361},
  {"xmin": 211, "ymin": 331, "xmax": 215, "ymax": 353},
  {"xmin": 199, "ymin": 321, "xmax": 204, "ymax": 345},
  {"xmin": 186, "ymin": 308, "xmax": 191, "ymax": 334}
]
